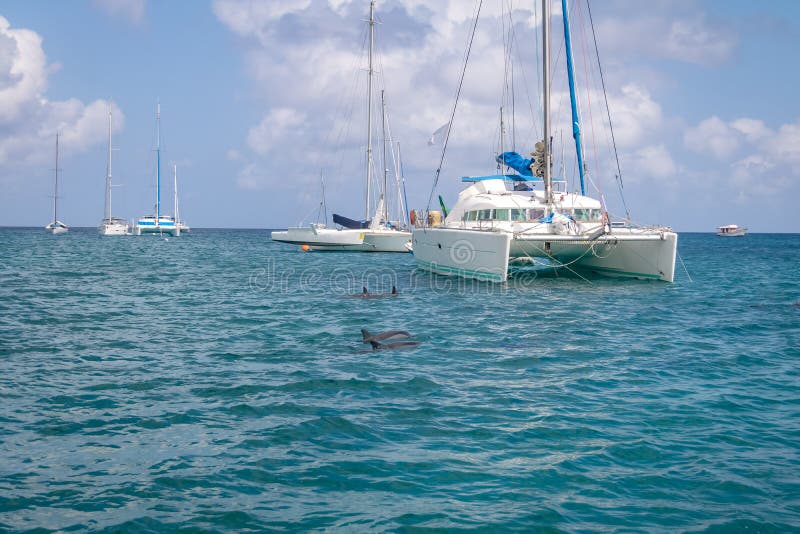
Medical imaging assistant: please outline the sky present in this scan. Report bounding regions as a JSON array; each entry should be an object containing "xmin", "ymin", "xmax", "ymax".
[{"xmin": 1, "ymin": 0, "xmax": 798, "ymax": 232}]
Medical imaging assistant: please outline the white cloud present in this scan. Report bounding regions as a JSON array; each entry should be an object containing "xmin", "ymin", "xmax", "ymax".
[
  {"xmin": 91, "ymin": 0, "xmax": 146, "ymax": 25},
  {"xmin": 0, "ymin": 17, "xmax": 47, "ymax": 124},
  {"xmin": 686, "ymin": 115, "xmax": 800, "ymax": 197},
  {"xmin": 246, "ymin": 107, "xmax": 307, "ymax": 156},
  {"xmin": 684, "ymin": 116, "xmax": 740, "ymax": 160},
  {"xmin": 0, "ymin": 17, "xmax": 124, "ymax": 173},
  {"xmin": 212, "ymin": 0, "xmax": 312, "ymax": 43},
  {"xmin": 663, "ymin": 16, "xmax": 736, "ymax": 65},
  {"xmin": 212, "ymin": 0, "xmax": 753, "ymax": 223},
  {"xmin": 631, "ymin": 144, "xmax": 677, "ymax": 180},
  {"xmin": 595, "ymin": 9, "xmax": 736, "ymax": 66},
  {"xmin": 605, "ymin": 85, "xmax": 663, "ymax": 149}
]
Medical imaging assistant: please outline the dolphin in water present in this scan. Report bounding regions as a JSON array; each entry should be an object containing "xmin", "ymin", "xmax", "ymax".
[
  {"xmin": 346, "ymin": 286, "xmax": 399, "ymax": 299},
  {"xmin": 361, "ymin": 328, "xmax": 411, "ymax": 343},
  {"xmin": 368, "ymin": 339, "xmax": 421, "ymax": 351}
]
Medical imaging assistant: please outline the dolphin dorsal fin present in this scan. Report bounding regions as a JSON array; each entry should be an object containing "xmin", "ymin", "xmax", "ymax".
[
  {"xmin": 363, "ymin": 286, "xmax": 368, "ymax": 295},
  {"xmin": 392, "ymin": 286, "xmax": 397, "ymax": 295}
]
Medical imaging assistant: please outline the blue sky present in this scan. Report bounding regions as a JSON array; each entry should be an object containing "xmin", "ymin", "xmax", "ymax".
[{"xmin": 1, "ymin": 0, "xmax": 798, "ymax": 232}]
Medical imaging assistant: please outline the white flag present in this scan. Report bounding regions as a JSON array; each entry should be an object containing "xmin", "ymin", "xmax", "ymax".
[{"xmin": 428, "ymin": 122, "xmax": 450, "ymax": 146}]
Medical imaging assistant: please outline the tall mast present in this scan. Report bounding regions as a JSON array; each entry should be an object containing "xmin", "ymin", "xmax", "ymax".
[
  {"xmin": 398, "ymin": 141, "xmax": 409, "ymax": 227},
  {"xmin": 364, "ymin": 0, "xmax": 375, "ymax": 220},
  {"xmin": 156, "ymin": 101, "xmax": 161, "ymax": 220},
  {"xmin": 561, "ymin": 0, "xmax": 586, "ymax": 195},
  {"xmin": 105, "ymin": 108, "xmax": 112, "ymax": 221},
  {"xmin": 173, "ymin": 163, "xmax": 179, "ymax": 225},
  {"xmin": 53, "ymin": 132, "xmax": 59, "ymax": 224},
  {"xmin": 542, "ymin": 0, "xmax": 553, "ymax": 208},
  {"xmin": 381, "ymin": 89, "xmax": 388, "ymax": 223}
]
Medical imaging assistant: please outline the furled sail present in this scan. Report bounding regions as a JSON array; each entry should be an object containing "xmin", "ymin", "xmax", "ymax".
[
  {"xmin": 496, "ymin": 151, "xmax": 534, "ymax": 177},
  {"xmin": 333, "ymin": 213, "xmax": 371, "ymax": 229}
]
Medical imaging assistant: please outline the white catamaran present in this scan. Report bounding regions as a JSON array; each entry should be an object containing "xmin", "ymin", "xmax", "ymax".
[
  {"xmin": 99, "ymin": 108, "xmax": 131, "ymax": 236},
  {"xmin": 271, "ymin": 1, "xmax": 411, "ymax": 252},
  {"xmin": 136, "ymin": 102, "xmax": 181, "ymax": 236},
  {"xmin": 45, "ymin": 133, "xmax": 68, "ymax": 235},
  {"xmin": 412, "ymin": 0, "xmax": 677, "ymax": 282}
]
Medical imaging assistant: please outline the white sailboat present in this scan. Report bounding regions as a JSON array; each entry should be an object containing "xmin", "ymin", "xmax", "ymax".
[
  {"xmin": 136, "ymin": 102, "xmax": 179, "ymax": 236},
  {"xmin": 172, "ymin": 164, "xmax": 190, "ymax": 233},
  {"xmin": 271, "ymin": 1, "xmax": 411, "ymax": 253},
  {"xmin": 412, "ymin": 0, "xmax": 677, "ymax": 282},
  {"xmin": 99, "ymin": 108, "xmax": 131, "ymax": 236},
  {"xmin": 44, "ymin": 132, "xmax": 68, "ymax": 235}
]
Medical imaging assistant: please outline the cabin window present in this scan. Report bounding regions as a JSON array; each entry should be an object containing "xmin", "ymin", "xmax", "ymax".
[
  {"xmin": 510, "ymin": 208, "xmax": 526, "ymax": 221},
  {"xmin": 528, "ymin": 208, "xmax": 545, "ymax": 220},
  {"xmin": 494, "ymin": 209, "xmax": 510, "ymax": 221},
  {"xmin": 465, "ymin": 211, "xmax": 477, "ymax": 221},
  {"xmin": 477, "ymin": 209, "xmax": 493, "ymax": 220},
  {"xmin": 573, "ymin": 208, "xmax": 601, "ymax": 222}
]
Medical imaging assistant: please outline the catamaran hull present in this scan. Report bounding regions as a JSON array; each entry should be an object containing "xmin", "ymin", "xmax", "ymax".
[
  {"xmin": 412, "ymin": 228, "xmax": 512, "ymax": 282},
  {"xmin": 412, "ymin": 227, "xmax": 677, "ymax": 282},
  {"xmin": 136, "ymin": 225, "xmax": 180, "ymax": 236},
  {"xmin": 272, "ymin": 227, "xmax": 411, "ymax": 252},
  {"xmin": 361, "ymin": 231, "xmax": 412, "ymax": 253},
  {"xmin": 511, "ymin": 230, "xmax": 677, "ymax": 282}
]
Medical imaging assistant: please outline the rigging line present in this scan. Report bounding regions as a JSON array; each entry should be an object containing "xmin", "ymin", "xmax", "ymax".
[
  {"xmin": 426, "ymin": 0, "xmax": 483, "ymax": 212},
  {"xmin": 576, "ymin": 0, "xmax": 607, "ymax": 211},
  {"xmin": 533, "ymin": 0, "xmax": 541, "ymax": 119},
  {"xmin": 677, "ymin": 251, "xmax": 693, "ymax": 283},
  {"xmin": 331, "ymin": 25, "xmax": 370, "ymax": 193},
  {"xmin": 508, "ymin": 18, "xmax": 539, "ymax": 140},
  {"xmin": 586, "ymin": 0, "xmax": 629, "ymax": 221},
  {"xmin": 379, "ymin": 87, "xmax": 401, "ymax": 218},
  {"xmin": 507, "ymin": 0, "xmax": 516, "ymax": 149}
]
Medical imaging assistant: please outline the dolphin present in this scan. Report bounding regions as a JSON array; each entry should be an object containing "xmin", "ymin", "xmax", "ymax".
[
  {"xmin": 369, "ymin": 339, "xmax": 421, "ymax": 351},
  {"xmin": 345, "ymin": 286, "xmax": 399, "ymax": 299},
  {"xmin": 361, "ymin": 328, "xmax": 411, "ymax": 343}
]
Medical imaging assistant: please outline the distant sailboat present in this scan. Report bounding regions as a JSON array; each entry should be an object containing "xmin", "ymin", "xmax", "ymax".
[
  {"xmin": 99, "ymin": 108, "xmax": 131, "ymax": 236},
  {"xmin": 44, "ymin": 133, "xmax": 68, "ymax": 235},
  {"xmin": 271, "ymin": 1, "xmax": 410, "ymax": 252},
  {"xmin": 136, "ymin": 102, "xmax": 179, "ymax": 236},
  {"xmin": 172, "ymin": 164, "xmax": 190, "ymax": 233}
]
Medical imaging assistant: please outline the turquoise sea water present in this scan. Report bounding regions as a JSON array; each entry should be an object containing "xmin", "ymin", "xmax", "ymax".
[{"xmin": 1, "ymin": 228, "xmax": 798, "ymax": 532}]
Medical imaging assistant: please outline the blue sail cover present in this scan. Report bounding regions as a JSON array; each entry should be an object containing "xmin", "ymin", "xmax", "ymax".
[
  {"xmin": 333, "ymin": 213, "xmax": 370, "ymax": 229},
  {"xmin": 496, "ymin": 152, "xmax": 534, "ymax": 177}
]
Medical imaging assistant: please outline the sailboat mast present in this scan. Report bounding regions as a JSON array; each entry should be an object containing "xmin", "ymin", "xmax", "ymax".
[
  {"xmin": 173, "ymin": 163, "xmax": 179, "ymax": 225},
  {"xmin": 156, "ymin": 101, "xmax": 161, "ymax": 220},
  {"xmin": 542, "ymin": 0, "xmax": 553, "ymax": 208},
  {"xmin": 398, "ymin": 141, "xmax": 409, "ymax": 227},
  {"xmin": 53, "ymin": 132, "xmax": 59, "ymax": 224},
  {"xmin": 381, "ymin": 89, "xmax": 388, "ymax": 223},
  {"xmin": 561, "ymin": 0, "xmax": 586, "ymax": 195},
  {"xmin": 364, "ymin": 0, "xmax": 375, "ymax": 220},
  {"xmin": 105, "ymin": 109, "xmax": 112, "ymax": 221}
]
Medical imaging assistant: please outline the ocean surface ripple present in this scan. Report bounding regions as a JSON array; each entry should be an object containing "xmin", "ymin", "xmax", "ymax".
[{"xmin": 1, "ymin": 229, "xmax": 798, "ymax": 531}]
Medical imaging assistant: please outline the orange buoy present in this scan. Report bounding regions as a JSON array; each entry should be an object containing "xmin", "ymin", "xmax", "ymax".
[
  {"xmin": 409, "ymin": 210, "xmax": 416, "ymax": 226},
  {"xmin": 301, "ymin": 244, "xmax": 310, "ymax": 252}
]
